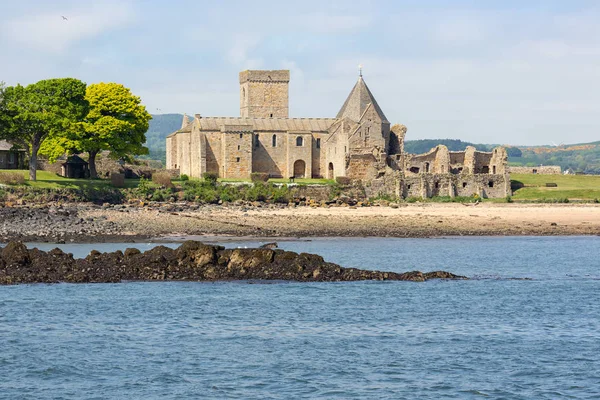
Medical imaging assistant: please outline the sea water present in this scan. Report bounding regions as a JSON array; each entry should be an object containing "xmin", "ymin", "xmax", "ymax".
[{"xmin": 1, "ymin": 236, "xmax": 599, "ymax": 399}]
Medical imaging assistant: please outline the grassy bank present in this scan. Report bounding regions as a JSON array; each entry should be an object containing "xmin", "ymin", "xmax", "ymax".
[
  {"xmin": 511, "ymin": 173, "xmax": 600, "ymax": 201},
  {"xmin": 0, "ymin": 170, "xmax": 140, "ymax": 190}
]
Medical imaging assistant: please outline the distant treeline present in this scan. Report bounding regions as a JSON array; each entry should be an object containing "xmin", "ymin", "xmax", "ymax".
[{"xmin": 404, "ymin": 139, "xmax": 523, "ymax": 157}]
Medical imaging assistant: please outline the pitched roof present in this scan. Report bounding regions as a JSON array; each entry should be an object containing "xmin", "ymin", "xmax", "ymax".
[
  {"xmin": 195, "ymin": 117, "xmax": 337, "ymax": 132},
  {"xmin": 0, "ymin": 140, "xmax": 25, "ymax": 152},
  {"xmin": 64, "ymin": 155, "xmax": 88, "ymax": 165},
  {"xmin": 336, "ymin": 76, "xmax": 388, "ymax": 123}
]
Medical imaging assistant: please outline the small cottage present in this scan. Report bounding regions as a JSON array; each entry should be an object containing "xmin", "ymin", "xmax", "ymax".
[
  {"xmin": 0, "ymin": 140, "xmax": 26, "ymax": 169},
  {"xmin": 61, "ymin": 155, "xmax": 90, "ymax": 178}
]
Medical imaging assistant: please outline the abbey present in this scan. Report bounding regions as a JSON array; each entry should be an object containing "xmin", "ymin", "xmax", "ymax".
[{"xmin": 166, "ymin": 70, "xmax": 511, "ymax": 198}]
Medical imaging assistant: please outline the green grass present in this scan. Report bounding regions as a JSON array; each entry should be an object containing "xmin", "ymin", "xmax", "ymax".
[
  {"xmin": 217, "ymin": 178, "xmax": 335, "ymax": 185},
  {"xmin": 0, "ymin": 169, "xmax": 140, "ymax": 189},
  {"xmin": 511, "ymin": 173, "xmax": 600, "ymax": 200},
  {"xmin": 268, "ymin": 178, "xmax": 335, "ymax": 185}
]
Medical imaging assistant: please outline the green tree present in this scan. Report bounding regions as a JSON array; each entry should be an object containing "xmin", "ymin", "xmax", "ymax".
[
  {"xmin": 43, "ymin": 83, "xmax": 152, "ymax": 178},
  {"xmin": 1, "ymin": 78, "xmax": 88, "ymax": 181}
]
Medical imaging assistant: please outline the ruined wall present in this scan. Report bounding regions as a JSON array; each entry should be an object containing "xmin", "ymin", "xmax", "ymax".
[
  {"xmin": 473, "ymin": 151, "xmax": 493, "ymax": 174},
  {"xmin": 489, "ymin": 147, "xmax": 508, "ymax": 175},
  {"xmin": 449, "ymin": 152, "xmax": 465, "ymax": 174},
  {"xmin": 405, "ymin": 147, "xmax": 438, "ymax": 174},
  {"xmin": 239, "ymin": 70, "xmax": 289, "ymax": 118},
  {"xmin": 346, "ymin": 154, "xmax": 379, "ymax": 181},
  {"xmin": 508, "ymin": 166, "xmax": 562, "ymax": 174},
  {"xmin": 364, "ymin": 172, "xmax": 511, "ymax": 200}
]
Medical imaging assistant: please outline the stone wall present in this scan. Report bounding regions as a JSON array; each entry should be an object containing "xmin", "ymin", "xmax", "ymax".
[
  {"xmin": 508, "ymin": 166, "xmax": 562, "ymax": 174},
  {"xmin": 286, "ymin": 132, "xmax": 312, "ymax": 178},
  {"xmin": 239, "ymin": 70, "xmax": 289, "ymax": 118},
  {"xmin": 252, "ymin": 132, "xmax": 287, "ymax": 178},
  {"xmin": 346, "ymin": 154, "xmax": 379, "ymax": 181},
  {"xmin": 221, "ymin": 131, "xmax": 253, "ymax": 179},
  {"xmin": 365, "ymin": 172, "xmax": 511, "ymax": 200}
]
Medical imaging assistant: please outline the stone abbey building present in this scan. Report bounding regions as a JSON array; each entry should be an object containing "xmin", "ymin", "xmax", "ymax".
[{"xmin": 166, "ymin": 70, "xmax": 511, "ymax": 198}]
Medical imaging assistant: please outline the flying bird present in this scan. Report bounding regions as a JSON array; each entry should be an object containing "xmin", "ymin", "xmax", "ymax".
[{"xmin": 62, "ymin": 16, "xmax": 68, "ymax": 21}]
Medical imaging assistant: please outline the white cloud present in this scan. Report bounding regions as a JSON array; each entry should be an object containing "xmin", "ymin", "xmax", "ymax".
[{"xmin": 0, "ymin": 1, "xmax": 134, "ymax": 53}]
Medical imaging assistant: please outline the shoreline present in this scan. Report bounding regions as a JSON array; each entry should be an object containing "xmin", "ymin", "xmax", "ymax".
[{"xmin": 1, "ymin": 202, "xmax": 599, "ymax": 243}]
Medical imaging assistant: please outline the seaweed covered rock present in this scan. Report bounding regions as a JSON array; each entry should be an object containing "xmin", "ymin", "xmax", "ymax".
[{"xmin": 0, "ymin": 240, "xmax": 468, "ymax": 284}]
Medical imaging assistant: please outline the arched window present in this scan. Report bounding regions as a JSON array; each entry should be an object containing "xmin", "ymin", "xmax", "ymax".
[
  {"xmin": 272, "ymin": 134, "xmax": 277, "ymax": 147},
  {"xmin": 296, "ymin": 136, "xmax": 303, "ymax": 147},
  {"xmin": 316, "ymin": 138, "xmax": 321, "ymax": 149}
]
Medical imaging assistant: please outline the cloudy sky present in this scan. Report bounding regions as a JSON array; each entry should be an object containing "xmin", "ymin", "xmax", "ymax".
[{"xmin": 1, "ymin": 0, "xmax": 599, "ymax": 145}]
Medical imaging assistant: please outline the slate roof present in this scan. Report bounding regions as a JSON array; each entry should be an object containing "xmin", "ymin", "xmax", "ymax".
[
  {"xmin": 63, "ymin": 155, "xmax": 88, "ymax": 165},
  {"xmin": 336, "ymin": 76, "xmax": 388, "ymax": 123},
  {"xmin": 0, "ymin": 140, "xmax": 25, "ymax": 152},
  {"xmin": 196, "ymin": 117, "xmax": 337, "ymax": 132}
]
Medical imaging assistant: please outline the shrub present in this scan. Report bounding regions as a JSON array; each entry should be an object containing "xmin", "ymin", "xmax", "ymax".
[
  {"xmin": 136, "ymin": 177, "xmax": 158, "ymax": 197},
  {"xmin": 0, "ymin": 189, "xmax": 6, "ymax": 200},
  {"xmin": 594, "ymin": 198, "xmax": 599, "ymax": 204},
  {"xmin": 0, "ymin": 172, "xmax": 25, "ymax": 185},
  {"xmin": 152, "ymin": 172, "xmax": 173, "ymax": 188},
  {"xmin": 335, "ymin": 176, "xmax": 351, "ymax": 185},
  {"xmin": 203, "ymin": 172, "xmax": 218, "ymax": 185},
  {"xmin": 506, "ymin": 195, "xmax": 513, "ymax": 203},
  {"xmin": 251, "ymin": 172, "xmax": 269, "ymax": 182},
  {"xmin": 180, "ymin": 174, "xmax": 189, "ymax": 181}
]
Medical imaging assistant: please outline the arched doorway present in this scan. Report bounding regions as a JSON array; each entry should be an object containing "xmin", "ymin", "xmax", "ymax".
[
  {"xmin": 328, "ymin": 162, "xmax": 334, "ymax": 179},
  {"xmin": 293, "ymin": 160, "xmax": 306, "ymax": 178}
]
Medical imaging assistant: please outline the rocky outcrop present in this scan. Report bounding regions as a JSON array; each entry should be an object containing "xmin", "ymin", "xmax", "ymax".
[{"xmin": 0, "ymin": 241, "xmax": 467, "ymax": 284}]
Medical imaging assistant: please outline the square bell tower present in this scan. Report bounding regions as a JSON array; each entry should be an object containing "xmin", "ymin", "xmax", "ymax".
[{"xmin": 239, "ymin": 70, "xmax": 289, "ymax": 118}]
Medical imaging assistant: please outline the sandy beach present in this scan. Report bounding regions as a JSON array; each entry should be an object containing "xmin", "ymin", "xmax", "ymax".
[
  {"xmin": 1, "ymin": 202, "xmax": 599, "ymax": 242},
  {"xmin": 85, "ymin": 203, "xmax": 600, "ymax": 240}
]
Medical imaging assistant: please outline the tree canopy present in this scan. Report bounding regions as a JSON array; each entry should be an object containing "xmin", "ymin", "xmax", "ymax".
[
  {"xmin": 1, "ymin": 78, "xmax": 88, "ymax": 180},
  {"xmin": 41, "ymin": 82, "xmax": 152, "ymax": 178}
]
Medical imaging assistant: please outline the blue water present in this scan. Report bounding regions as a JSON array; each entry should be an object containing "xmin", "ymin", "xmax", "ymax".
[{"xmin": 1, "ymin": 236, "xmax": 600, "ymax": 399}]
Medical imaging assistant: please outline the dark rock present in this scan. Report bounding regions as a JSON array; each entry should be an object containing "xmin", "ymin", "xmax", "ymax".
[{"xmin": 0, "ymin": 240, "xmax": 468, "ymax": 285}]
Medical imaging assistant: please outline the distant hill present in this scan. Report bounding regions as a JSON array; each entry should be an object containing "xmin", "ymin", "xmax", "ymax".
[
  {"xmin": 404, "ymin": 139, "xmax": 494, "ymax": 154},
  {"xmin": 141, "ymin": 114, "xmax": 599, "ymax": 173},
  {"xmin": 142, "ymin": 114, "xmax": 183, "ymax": 162},
  {"xmin": 511, "ymin": 143, "xmax": 600, "ymax": 174}
]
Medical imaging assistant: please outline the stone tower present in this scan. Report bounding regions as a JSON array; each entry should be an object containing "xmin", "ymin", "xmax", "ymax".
[{"xmin": 239, "ymin": 70, "xmax": 290, "ymax": 118}]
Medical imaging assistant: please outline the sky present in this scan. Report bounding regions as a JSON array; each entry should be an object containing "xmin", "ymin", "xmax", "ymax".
[{"xmin": 1, "ymin": 0, "xmax": 599, "ymax": 145}]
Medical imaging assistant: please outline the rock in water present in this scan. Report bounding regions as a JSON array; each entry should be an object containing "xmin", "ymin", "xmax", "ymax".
[{"xmin": 0, "ymin": 241, "xmax": 468, "ymax": 285}]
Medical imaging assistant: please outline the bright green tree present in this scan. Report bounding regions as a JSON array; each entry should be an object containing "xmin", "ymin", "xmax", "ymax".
[
  {"xmin": 1, "ymin": 78, "xmax": 88, "ymax": 181},
  {"xmin": 42, "ymin": 83, "xmax": 152, "ymax": 178}
]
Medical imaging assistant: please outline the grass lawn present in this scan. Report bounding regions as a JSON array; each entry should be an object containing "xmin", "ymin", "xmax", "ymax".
[
  {"xmin": 268, "ymin": 178, "xmax": 335, "ymax": 185},
  {"xmin": 0, "ymin": 170, "xmax": 140, "ymax": 190},
  {"xmin": 511, "ymin": 173, "xmax": 600, "ymax": 200},
  {"xmin": 217, "ymin": 177, "xmax": 335, "ymax": 185}
]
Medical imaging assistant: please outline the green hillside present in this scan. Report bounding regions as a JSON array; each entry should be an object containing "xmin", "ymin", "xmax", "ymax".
[{"xmin": 142, "ymin": 114, "xmax": 183, "ymax": 163}]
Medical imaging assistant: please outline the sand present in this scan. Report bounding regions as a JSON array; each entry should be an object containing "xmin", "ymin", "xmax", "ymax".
[{"xmin": 82, "ymin": 203, "xmax": 600, "ymax": 239}]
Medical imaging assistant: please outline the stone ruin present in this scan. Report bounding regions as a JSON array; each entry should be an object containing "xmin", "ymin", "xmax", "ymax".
[{"xmin": 167, "ymin": 70, "xmax": 511, "ymax": 199}]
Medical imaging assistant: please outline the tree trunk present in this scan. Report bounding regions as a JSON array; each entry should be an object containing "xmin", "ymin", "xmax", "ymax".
[
  {"xmin": 88, "ymin": 150, "xmax": 98, "ymax": 179},
  {"xmin": 29, "ymin": 138, "xmax": 40, "ymax": 181}
]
